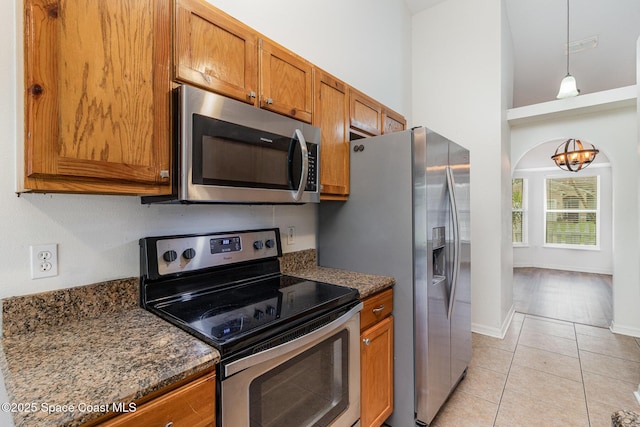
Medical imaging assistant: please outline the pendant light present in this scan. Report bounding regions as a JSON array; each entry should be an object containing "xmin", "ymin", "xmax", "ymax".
[
  {"xmin": 557, "ymin": 0, "xmax": 579, "ymax": 99},
  {"xmin": 551, "ymin": 139, "xmax": 599, "ymax": 172}
]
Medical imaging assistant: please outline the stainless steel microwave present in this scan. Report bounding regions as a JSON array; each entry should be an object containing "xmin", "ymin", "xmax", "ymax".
[{"xmin": 142, "ymin": 84, "xmax": 320, "ymax": 204}]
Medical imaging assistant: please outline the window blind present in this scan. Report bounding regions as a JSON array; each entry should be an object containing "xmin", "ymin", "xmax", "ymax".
[{"xmin": 545, "ymin": 176, "xmax": 598, "ymax": 246}]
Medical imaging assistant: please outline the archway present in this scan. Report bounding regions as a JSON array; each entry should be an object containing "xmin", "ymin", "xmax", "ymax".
[{"xmin": 511, "ymin": 138, "xmax": 613, "ymax": 327}]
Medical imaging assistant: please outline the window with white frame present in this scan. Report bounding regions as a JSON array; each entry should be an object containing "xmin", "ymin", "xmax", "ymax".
[
  {"xmin": 544, "ymin": 176, "xmax": 599, "ymax": 247},
  {"xmin": 512, "ymin": 178, "xmax": 527, "ymax": 245}
]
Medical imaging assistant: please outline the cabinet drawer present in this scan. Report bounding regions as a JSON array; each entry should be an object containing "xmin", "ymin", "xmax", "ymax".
[
  {"xmin": 98, "ymin": 373, "xmax": 215, "ymax": 427},
  {"xmin": 360, "ymin": 288, "xmax": 393, "ymax": 331}
]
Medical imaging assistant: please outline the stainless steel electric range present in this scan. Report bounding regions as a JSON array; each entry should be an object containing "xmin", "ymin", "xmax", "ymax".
[{"xmin": 140, "ymin": 228, "xmax": 362, "ymax": 427}]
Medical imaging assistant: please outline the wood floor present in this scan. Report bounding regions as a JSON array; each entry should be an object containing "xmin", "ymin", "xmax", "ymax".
[{"xmin": 513, "ymin": 267, "xmax": 613, "ymax": 328}]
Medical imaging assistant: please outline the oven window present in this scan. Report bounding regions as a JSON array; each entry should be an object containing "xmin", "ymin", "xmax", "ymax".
[
  {"xmin": 249, "ymin": 330, "xmax": 349, "ymax": 427},
  {"xmin": 192, "ymin": 114, "xmax": 302, "ymax": 190}
]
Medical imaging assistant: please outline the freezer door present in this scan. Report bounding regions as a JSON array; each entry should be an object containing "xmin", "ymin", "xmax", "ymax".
[
  {"xmin": 415, "ymin": 129, "xmax": 451, "ymax": 425},
  {"xmin": 449, "ymin": 141, "xmax": 472, "ymax": 386}
]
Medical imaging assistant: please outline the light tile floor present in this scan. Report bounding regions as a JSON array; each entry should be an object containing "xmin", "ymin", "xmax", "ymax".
[{"xmin": 430, "ymin": 313, "xmax": 640, "ymax": 427}]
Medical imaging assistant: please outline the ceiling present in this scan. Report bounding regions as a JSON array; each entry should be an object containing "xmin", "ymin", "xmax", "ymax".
[{"xmin": 406, "ymin": 0, "xmax": 640, "ymax": 107}]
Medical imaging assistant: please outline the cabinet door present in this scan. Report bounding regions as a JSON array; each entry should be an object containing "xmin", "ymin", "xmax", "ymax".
[
  {"xmin": 382, "ymin": 107, "xmax": 406, "ymax": 134},
  {"xmin": 361, "ymin": 315, "xmax": 394, "ymax": 427},
  {"xmin": 259, "ymin": 39, "xmax": 313, "ymax": 123},
  {"xmin": 97, "ymin": 373, "xmax": 215, "ymax": 427},
  {"xmin": 314, "ymin": 70, "xmax": 349, "ymax": 200},
  {"xmin": 350, "ymin": 88, "xmax": 382, "ymax": 137},
  {"xmin": 24, "ymin": 0, "xmax": 171, "ymax": 195},
  {"xmin": 174, "ymin": 0, "xmax": 258, "ymax": 105}
]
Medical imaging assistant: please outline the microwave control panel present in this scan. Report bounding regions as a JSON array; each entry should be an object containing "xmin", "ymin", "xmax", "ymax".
[{"xmin": 306, "ymin": 143, "xmax": 318, "ymax": 191}]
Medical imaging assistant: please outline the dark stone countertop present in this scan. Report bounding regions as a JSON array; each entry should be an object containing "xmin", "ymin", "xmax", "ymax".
[
  {"xmin": 280, "ymin": 249, "xmax": 395, "ymax": 299},
  {"xmin": 0, "ymin": 279, "xmax": 219, "ymax": 427}
]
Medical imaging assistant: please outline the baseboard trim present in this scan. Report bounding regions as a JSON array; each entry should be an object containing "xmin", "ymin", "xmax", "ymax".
[
  {"xmin": 513, "ymin": 263, "xmax": 612, "ymax": 276},
  {"xmin": 609, "ymin": 321, "xmax": 640, "ymax": 338},
  {"xmin": 471, "ymin": 305, "xmax": 516, "ymax": 339}
]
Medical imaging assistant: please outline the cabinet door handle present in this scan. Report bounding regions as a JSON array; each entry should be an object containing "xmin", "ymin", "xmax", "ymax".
[
  {"xmin": 363, "ymin": 338, "xmax": 370, "ymax": 345},
  {"xmin": 372, "ymin": 305, "xmax": 385, "ymax": 313},
  {"xmin": 248, "ymin": 91, "xmax": 256, "ymax": 99},
  {"xmin": 266, "ymin": 97, "xmax": 273, "ymax": 105},
  {"xmin": 165, "ymin": 422, "xmax": 174, "ymax": 427}
]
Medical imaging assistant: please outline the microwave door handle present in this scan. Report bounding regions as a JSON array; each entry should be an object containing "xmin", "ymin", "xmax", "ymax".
[{"xmin": 292, "ymin": 129, "xmax": 309, "ymax": 202}]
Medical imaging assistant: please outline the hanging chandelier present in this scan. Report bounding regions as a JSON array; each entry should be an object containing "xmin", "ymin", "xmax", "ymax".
[
  {"xmin": 557, "ymin": 0, "xmax": 579, "ymax": 99},
  {"xmin": 551, "ymin": 139, "xmax": 599, "ymax": 172}
]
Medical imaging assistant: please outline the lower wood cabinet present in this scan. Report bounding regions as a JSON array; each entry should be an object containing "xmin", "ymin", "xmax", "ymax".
[
  {"xmin": 93, "ymin": 372, "xmax": 215, "ymax": 427},
  {"xmin": 360, "ymin": 289, "xmax": 394, "ymax": 427}
]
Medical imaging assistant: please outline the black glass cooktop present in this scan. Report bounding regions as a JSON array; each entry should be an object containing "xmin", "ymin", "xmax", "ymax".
[{"xmin": 152, "ymin": 275, "xmax": 358, "ymax": 351}]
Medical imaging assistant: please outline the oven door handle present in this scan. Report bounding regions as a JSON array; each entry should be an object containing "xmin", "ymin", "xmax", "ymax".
[
  {"xmin": 225, "ymin": 302, "xmax": 363, "ymax": 377},
  {"xmin": 291, "ymin": 129, "xmax": 309, "ymax": 202}
]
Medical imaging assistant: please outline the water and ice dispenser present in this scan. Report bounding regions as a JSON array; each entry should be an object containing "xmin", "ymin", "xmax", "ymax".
[{"xmin": 432, "ymin": 226, "xmax": 446, "ymax": 285}]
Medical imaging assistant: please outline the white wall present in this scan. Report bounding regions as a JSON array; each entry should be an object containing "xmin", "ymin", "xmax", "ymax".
[
  {"xmin": 1, "ymin": 0, "xmax": 412, "ymax": 299},
  {"xmin": 513, "ymin": 162, "xmax": 613, "ymax": 275},
  {"xmin": 206, "ymin": 0, "xmax": 413, "ymax": 120},
  {"xmin": 412, "ymin": 0, "xmax": 514, "ymax": 336},
  {"xmin": 511, "ymin": 106, "xmax": 640, "ymax": 336}
]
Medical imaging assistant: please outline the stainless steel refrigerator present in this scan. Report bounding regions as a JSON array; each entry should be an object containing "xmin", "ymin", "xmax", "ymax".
[{"xmin": 317, "ymin": 127, "xmax": 471, "ymax": 426}]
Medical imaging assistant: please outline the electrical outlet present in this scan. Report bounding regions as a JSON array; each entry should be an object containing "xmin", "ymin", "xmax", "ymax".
[
  {"xmin": 287, "ymin": 226, "xmax": 296, "ymax": 245},
  {"xmin": 30, "ymin": 244, "xmax": 58, "ymax": 279}
]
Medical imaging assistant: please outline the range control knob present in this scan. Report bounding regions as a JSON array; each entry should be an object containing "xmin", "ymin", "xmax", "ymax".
[
  {"xmin": 162, "ymin": 250, "xmax": 178, "ymax": 263},
  {"xmin": 254, "ymin": 309, "xmax": 265, "ymax": 320},
  {"xmin": 265, "ymin": 239, "xmax": 275, "ymax": 249},
  {"xmin": 253, "ymin": 240, "xmax": 264, "ymax": 250},
  {"xmin": 182, "ymin": 248, "xmax": 196, "ymax": 260}
]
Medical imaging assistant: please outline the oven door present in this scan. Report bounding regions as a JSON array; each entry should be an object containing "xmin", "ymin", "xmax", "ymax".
[{"xmin": 220, "ymin": 303, "xmax": 362, "ymax": 427}]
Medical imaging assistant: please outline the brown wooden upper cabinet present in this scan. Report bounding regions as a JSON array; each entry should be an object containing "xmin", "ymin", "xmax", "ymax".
[
  {"xmin": 259, "ymin": 39, "xmax": 313, "ymax": 123},
  {"xmin": 174, "ymin": 0, "xmax": 312, "ymax": 123},
  {"xmin": 23, "ymin": 0, "xmax": 172, "ymax": 195},
  {"xmin": 313, "ymin": 70, "xmax": 349, "ymax": 200},
  {"xmin": 349, "ymin": 88, "xmax": 383, "ymax": 137},
  {"xmin": 22, "ymin": 0, "xmax": 405, "ymax": 196},
  {"xmin": 174, "ymin": 0, "xmax": 259, "ymax": 106},
  {"xmin": 383, "ymin": 107, "xmax": 407, "ymax": 134}
]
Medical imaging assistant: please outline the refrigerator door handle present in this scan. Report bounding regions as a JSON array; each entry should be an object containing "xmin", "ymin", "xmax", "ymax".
[{"xmin": 446, "ymin": 166, "xmax": 461, "ymax": 320}]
